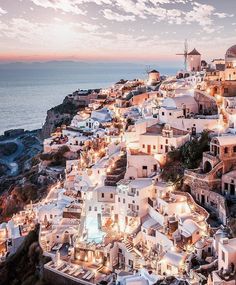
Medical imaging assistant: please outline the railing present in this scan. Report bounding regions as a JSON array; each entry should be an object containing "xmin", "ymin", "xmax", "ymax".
[
  {"xmin": 203, "ymin": 151, "xmax": 220, "ymax": 162},
  {"xmin": 64, "ymin": 208, "xmax": 82, "ymax": 213},
  {"xmin": 185, "ymin": 160, "xmax": 223, "ymax": 180},
  {"xmin": 173, "ymin": 191, "xmax": 209, "ymax": 220}
]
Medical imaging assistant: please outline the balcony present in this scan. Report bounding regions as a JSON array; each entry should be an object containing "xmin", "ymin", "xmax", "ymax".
[
  {"xmin": 128, "ymin": 189, "xmax": 136, "ymax": 197},
  {"xmin": 212, "ymin": 269, "xmax": 236, "ymax": 284}
]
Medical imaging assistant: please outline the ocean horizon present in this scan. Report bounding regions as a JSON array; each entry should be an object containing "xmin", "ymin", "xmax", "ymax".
[{"xmin": 0, "ymin": 61, "xmax": 179, "ymax": 135}]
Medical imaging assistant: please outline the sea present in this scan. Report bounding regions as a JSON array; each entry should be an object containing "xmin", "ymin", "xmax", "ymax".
[{"xmin": 0, "ymin": 62, "xmax": 178, "ymax": 135}]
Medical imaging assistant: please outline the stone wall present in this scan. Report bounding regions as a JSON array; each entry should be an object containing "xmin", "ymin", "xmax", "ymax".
[{"xmin": 183, "ymin": 171, "xmax": 227, "ymax": 225}]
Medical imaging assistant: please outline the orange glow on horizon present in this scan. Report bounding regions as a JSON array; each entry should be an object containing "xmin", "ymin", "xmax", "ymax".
[{"xmin": 0, "ymin": 51, "xmax": 180, "ymax": 63}]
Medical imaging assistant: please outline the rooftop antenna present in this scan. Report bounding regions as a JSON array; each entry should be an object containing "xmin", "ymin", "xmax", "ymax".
[{"xmin": 176, "ymin": 39, "xmax": 188, "ymax": 71}]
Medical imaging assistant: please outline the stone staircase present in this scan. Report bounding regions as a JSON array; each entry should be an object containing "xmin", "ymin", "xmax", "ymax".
[
  {"xmin": 105, "ymin": 153, "xmax": 127, "ymax": 186},
  {"xmin": 124, "ymin": 239, "xmax": 133, "ymax": 253}
]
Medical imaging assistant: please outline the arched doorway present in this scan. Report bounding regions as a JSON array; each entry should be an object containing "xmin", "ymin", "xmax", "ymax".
[
  {"xmin": 63, "ymin": 231, "xmax": 70, "ymax": 243},
  {"xmin": 204, "ymin": 161, "xmax": 212, "ymax": 173}
]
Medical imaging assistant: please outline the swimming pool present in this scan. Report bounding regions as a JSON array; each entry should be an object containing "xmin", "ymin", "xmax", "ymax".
[{"xmin": 85, "ymin": 215, "xmax": 105, "ymax": 243}]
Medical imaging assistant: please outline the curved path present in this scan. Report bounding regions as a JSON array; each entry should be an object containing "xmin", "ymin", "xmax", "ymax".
[{"xmin": 0, "ymin": 138, "xmax": 24, "ymax": 176}]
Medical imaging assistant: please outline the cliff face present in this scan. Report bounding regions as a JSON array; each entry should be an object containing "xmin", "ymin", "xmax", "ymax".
[
  {"xmin": 41, "ymin": 95, "xmax": 81, "ymax": 139},
  {"xmin": 0, "ymin": 224, "xmax": 51, "ymax": 285}
]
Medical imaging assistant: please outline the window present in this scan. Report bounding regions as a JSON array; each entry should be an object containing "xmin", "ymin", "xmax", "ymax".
[
  {"xmin": 89, "ymin": 206, "xmax": 92, "ymax": 211},
  {"xmin": 234, "ymin": 146, "xmax": 236, "ymax": 152},
  {"xmin": 222, "ymin": 250, "xmax": 225, "ymax": 262},
  {"xmin": 224, "ymin": 183, "xmax": 229, "ymax": 190},
  {"xmin": 224, "ymin": 147, "xmax": 228, "ymax": 154},
  {"xmin": 94, "ymin": 207, "xmax": 97, "ymax": 211},
  {"xmin": 167, "ymin": 265, "xmax": 172, "ymax": 271},
  {"xmin": 224, "ymin": 88, "xmax": 229, "ymax": 93},
  {"xmin": 154, "ymin": 164, "xmax": 157, "ymax": 171},
  {"xmin": 137, "ymin": 205, "xmax": 139, "ymax": 211},
  {"xmin": 166, "ymin": 139, "xmax": 168, "ymax": 144},
  {"xmin": 123, "ymin": 198, "xmax": 125, "ymax": 203},
  {"xmin": 169, "ymin": 113, "xmax": 172, "ymax": 116},
  {"xmin": 136, "ymin": 191, "xmax": 139, "ymax": 196},
  {"xmin": 160, "ymin": 145, "xmax": 163, "ymax": 149},
  {"xmin": 142, "ymin": 144, "xmax": 145, "ymax": 148},
  {"xmin": 101, "ymin": 193, "xmax": 104, "ymax": 198},
  {"xmin": 110, "ymin": 193, "xmax": 113, "ymax": 199},
  {"xmin": 153, "ymin": 145, "xmax": 156, "ymax": 150},
  {"xmin": 132, "ymin": 200, "xmax": 135, "ymax": 204},
  {"xmin": 128, "ymin": 259, "xmax": 133, "ymax": 266},
  {"xmin": 162, "ymin": 112, "xmax": 165, "ymax": 116},
  {"xmin": 118, "ymin": 197, "xmax": 120, "ymax": 202},
  {"xmin": 142, "ymin": 166, "xmax": 147, "ymax": 170}
]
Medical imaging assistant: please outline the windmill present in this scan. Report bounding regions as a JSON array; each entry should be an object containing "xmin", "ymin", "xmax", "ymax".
[{"xmin": 176, "ymin": 39, "xmax": 188, "ymax": 70}]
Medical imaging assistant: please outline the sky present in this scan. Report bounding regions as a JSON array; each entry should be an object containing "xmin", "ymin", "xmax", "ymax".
[{"xmin": 0, "ymin": 0, "xmax": 236, "ymax": 64}]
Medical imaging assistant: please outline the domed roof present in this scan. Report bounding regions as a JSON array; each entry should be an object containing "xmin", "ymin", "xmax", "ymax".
[{"xmin": 225, "ymin": 45, "xmax": 236, "ymax": 59}]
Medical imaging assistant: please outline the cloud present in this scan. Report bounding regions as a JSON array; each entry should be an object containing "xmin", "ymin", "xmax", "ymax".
[
  {"xmin": 0, "ymin": 7, "xmax": 7, "ymax": 15},
  {"xmin": 78, "ymin": 22, "xmax": 101, "ymax": 31},
  {"xmin": 30, "ymin": 0, "xmax": 86, "ymax": 15},
  {"xmin": 1, "ymin": 0, "xmax": 236, "ymax": 61},
  {"xmin": 28, "ymin": 0, "xmax": 235, "ymax": 35},
  {"xmin": 214, "ymin": 12, "xmax": 234, "ymax": 19},
  {"xmin": 103, "ymin": 9, "xmax": 135, "ymax": 22}
]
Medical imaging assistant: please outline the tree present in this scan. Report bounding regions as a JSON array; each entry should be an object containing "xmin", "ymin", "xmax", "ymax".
[{"xmin": 161, "ymin": 131, "xmax": 211, "ymax": 183}]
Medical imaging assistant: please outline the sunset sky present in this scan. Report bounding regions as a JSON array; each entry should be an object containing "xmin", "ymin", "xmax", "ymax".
[{"xmin": 0, "ymin": 0, "xmax": 236, "ymax": 63}]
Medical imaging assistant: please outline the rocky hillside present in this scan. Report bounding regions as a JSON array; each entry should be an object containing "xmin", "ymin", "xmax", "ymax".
[
  {"xmin": 0, "ymin": 224, "xmax": 51, "ymax": 285},
  {"xmin": 41, "ymin": 94, "xmax": 82, "ymax": 138},
  {"xmin": 0, "ymin": 158, "xmax": 56, "ymax": 223}
]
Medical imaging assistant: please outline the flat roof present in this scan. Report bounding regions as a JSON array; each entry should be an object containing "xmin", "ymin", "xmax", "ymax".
[{"xmin": 144, "ymin": 123, "xmax": 189, "ymax": 136}]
